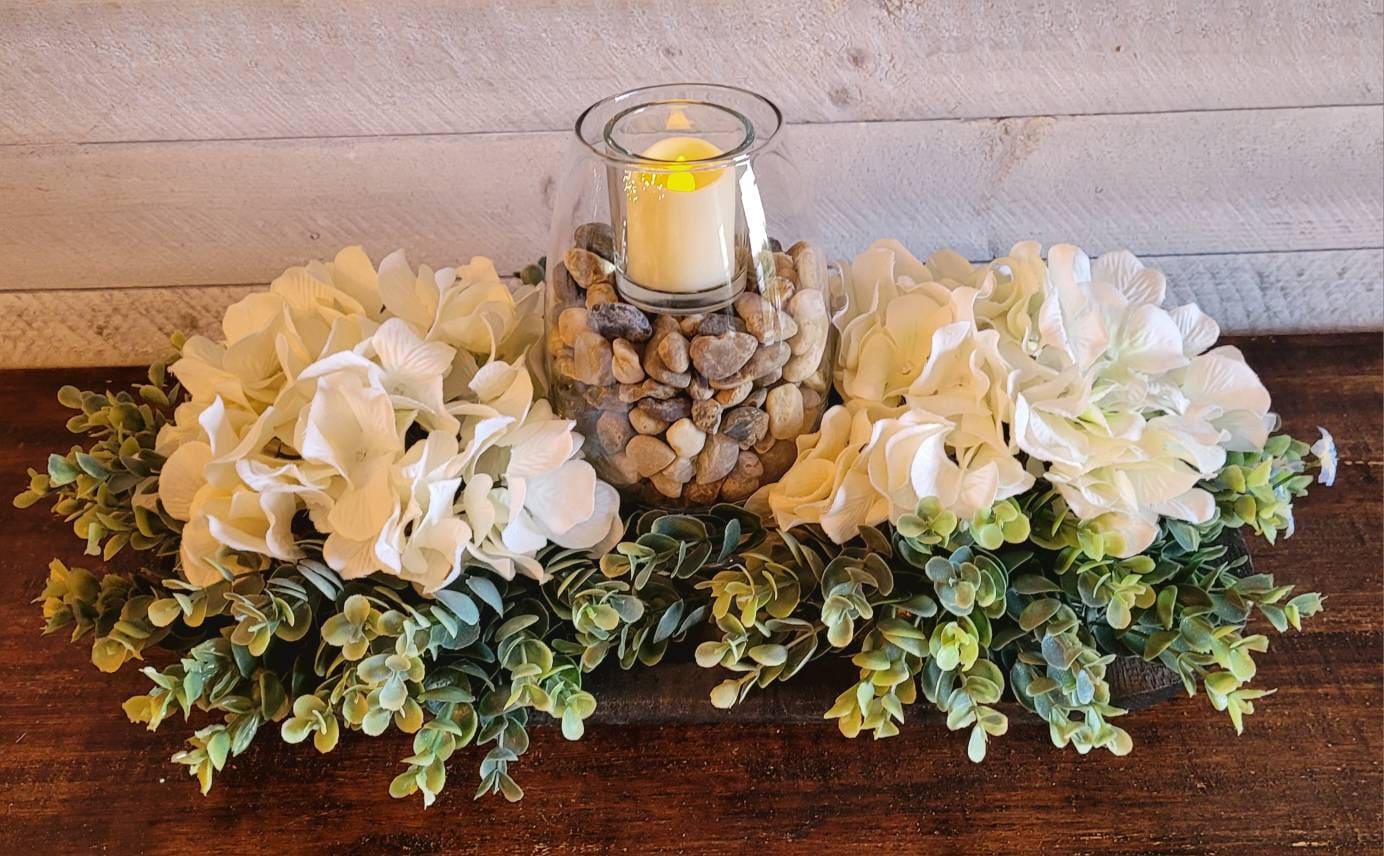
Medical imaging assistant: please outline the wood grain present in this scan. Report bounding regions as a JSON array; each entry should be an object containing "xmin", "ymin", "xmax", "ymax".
[
  {"xmin": 0, "ymin": 333, "xmax": 1378, "ymax": 853},
  {"xmin": 1, "ymin": 0, "xmax": 1379, "ymax": 144},
  {"xmin": 1, "ymin": 106, "xmax": 1379, "ymax": 302},
  {"xmin": 1, "ymin": 249, "xmax": 1376, "ymax": 369}
]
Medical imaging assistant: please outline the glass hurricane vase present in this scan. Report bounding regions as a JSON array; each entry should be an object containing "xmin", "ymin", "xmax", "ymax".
[{"xmin": 544, "ymin": 83, "xmax": 836, "ymax": 508}]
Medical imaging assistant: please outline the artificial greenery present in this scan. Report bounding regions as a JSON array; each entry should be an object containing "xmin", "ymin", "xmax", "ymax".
[{"xmin": 23, "ymin": 372, "xmax": 1326, "ymax": 806}]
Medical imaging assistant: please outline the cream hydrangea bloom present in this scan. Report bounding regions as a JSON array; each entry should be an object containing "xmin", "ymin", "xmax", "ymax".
[{"xmin": 156, "ymin": 247, "xmax": 617, "ymax": 590}]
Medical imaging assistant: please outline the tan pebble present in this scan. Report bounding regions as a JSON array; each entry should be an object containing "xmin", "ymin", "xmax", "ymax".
[
  {"xmin": 565, "ymin": 247, "xmax": 616, "ymax": 288},
  {"xmin": 714, "ymin": 379, "xmax": 754, "ymax": 407},
  {"xmin": 611, "ymin": 338, "xmax": 646, "ymax": 384},
  {"xmin": 666, "ymin": 418, "xmax": 707, "ymax": 458},
  {"xmin": 773, "ymin": 253, "xmax": 799, "ymax": 285},
  {"xmin": 688, "ymin": 375, "xmax": 714, "ymax": 400},
  {"xmin": 619, "ymin": 379, "xmax": 678, "ymax": 403},
  {"xmin": 629, "ymin": 408, "xmax": 671, "ymax": 435},
  {"xmin": 763, "ymin": 275, "xmax": 796, "ymax": 307},
  {"xmin": 583, "ymin": 384, "xmax": 630, "ymax": 412},
  {"xmin": 692, "ymin": 399, "xmax": 723, "ymax": 433},
  {"xmin": 786, "ymin": 290, "xmax": 828, "ymax": 356},
  {"xmin": 558, "ymin": 307, "xmax": 591, "ymax": 347},
  {"xmin": 745, "ymin": 388, "xmax": 767, "ymax": 409},
  {"xmin": 656, "ymin": 330, "xmax": 691, "ymax": 373},
  {"xmin": 637, "ymin": 396, "xmax": 690, "ymax": 423},
  {"xmin": 787, "ymin": 241, "xmax": 828, "ymax": 294},
  {"xmin": 596, "ymin": 410, "xmax": 635, "ymax": 453},
  {"xmin": 758, "ymin": 439, "xmax": 799, "ymax": 481},
  {"xmin": 572, "ymin": 331, "xmax": 614, "ymax": 385},
  {"xmin": 683, "ymin": 479, "xmax": 723, "ymax": 505},
  {"xmin": 695, "ymin": 433, "xmax": 740, "ymax": 484},
  {"xmin": 721, "ymin": 406, "xmax": 769, "ymax": 448},
  {"xmin": 650, "ymin": 470, "xmax": 685, "ymax": 499},
  {"xmin": 626, "ymin": 435, "xmax": 676, "ymax": 477},
  {"xmin": 585, "ymin": 281, "xmax": 618, "ymax": 308},
  {"xmin": 643, "ymin": 347, "xmax": 691, "ymax": 388},
  {"xmin": 766, "ymin": 384, "xmax": 804, "ymax": 440},
  {"xmin": 742, "ymin": 341, "xmax": 791, "ymax": 380},
  {"xmin": 678, "ymin": 314, "xmax": 704, "ymax": 336}
]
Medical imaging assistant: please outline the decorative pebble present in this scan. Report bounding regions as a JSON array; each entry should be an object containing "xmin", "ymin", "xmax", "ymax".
[
  {"xmin": 656, "ymin": 330, "xmax": 691, "ymax": 373},
  {"xmin": 683, "ymin": 479, "xmax": 723, "ymax": 505},
  {"xmin": 558, "ymin": 307, "xmax": 590, "ymax": 347},
  {"xmin": 759, "ymin": 439, "xmax": 798, "ymax": 481},
  {"xmin": 619, "ymin": 379, "xmax": 678, "ymax": 403},
  {"xmin": 721, "ymin": 406, "xmax": 769, "ymax": 448},
  {"xmin": 564, "ymin": 247, "xmax": 615, "ymax": 288},
  {"xmin": 696, "ymin": 314, "xmax": 738, "ymax": 336},
  {"xmin": 606, "ymin": 451, "xmax": 640, "ymax": 485},
  {"xmin": 637, "ymin": 397, "xmax": 691, "ymax": 422},
  {"xmin": 735, "ymin": 293, "xmax": 797, "ymax": 344},
  {"xmin": 574, "ymin": 222, "xmax": 614, "ymax": 261},
  {"xmin": 666, "ymin": 418, "xmax": 707, "ymax": 458},
  {"xmin": 611, "ymin": 338, "xmax": 645, "ymax": 384},
  {"xmin": 596, "ymin": 410, "xmax": 634, "ymax": 453},
  {"xmin": 766, "ymin": 384, "xmax": 804, "ymax": 440},
  {"xmin": 690, "ymin": 331, "xmax": 758, "ymax": 380},
  {"xmin": 720, "ymin": 451, "xmax": 764, "ymax": 502},
  {"xmin": 678, "ymin": 314, "xmax": 704, "ymax": 336},
  {"xmin": 629, "ymin": 408, "xmax": 670, "ymax": 435},
  {"xmin": 691, "ymin": 399, "xmax": 723, "ymax": 433},
  {"xmin": 788, "ymin": 241, "xmax": 828, "ymax": 294},
  {"xmin": 572, "ymin": 331, "xmax": 614, "ymax": 385},
  {"xmin": 695, "ymin": 433, "xmax": 739, "ymax": 484},
  {"xmin": 590, "ymin": 302, "xmax": 653, "ymax": 342},
  {"xmin": 626, "ymin": 435, "xmax": 676, "ymax": 477},
  {"xmin": 643, "ymin": 349, "xmax": 692, "ymax": 388},
  {"xmin": 714, "ymin": 379, "xmax": 753, "ymax": 407},
  {"xmin": 753, "ymin": 369, "xmax": 782, "ymax": 389},
  {"xmin": 773, "ymin": 253, "xmax": 798, "ymax": 284},
  {"xmin": 650, "ymin": 470, "xmax": 685, "ymax": 499},
  {"xmin": 763, "ymin": 275, "xmax": 796, "ymax": 307},
  {"xmin": 662, "ymin": 456, "xmax": 696, "ymax": 484},
  {"xmin": 741, "ymin": 341, "xmax": 790, "ymax": 380},
  {"xmin": 585, "ymin": 281, "xmax": 618, "ymax": 308},
  {"xmin": 551, "ymin": 263, "xmax": 580, "ymax": 306},
  {"xmin": 801, "ymin": 387, "xmax": 824, "ymax": 417},
  {"xmin": 688, "ymin": 375, "xmax": 714, "ymax": 401},
  {"xmin": 786, "ymin": 290, "xmax": 828, "ymax": 356},
  {"xmin": 745, "ymin": 388, "xmax": 768, "ymax": 409},
  {"xmin": 583, "ymin": 384, "xmax": 629, "ymax": 412}
]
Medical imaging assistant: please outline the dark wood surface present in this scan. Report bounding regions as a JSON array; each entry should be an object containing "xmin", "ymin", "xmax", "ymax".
[{"xmin": 0, "ymin": 334, "xmax": 1379, "ymax": 854}]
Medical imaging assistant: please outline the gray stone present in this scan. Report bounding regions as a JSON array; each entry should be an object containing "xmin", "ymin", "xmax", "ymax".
[
  {"xmin": 590, "ymin": 302, "xmax": 653, "ymax": 342},
  {"xmin": 721, "ymin": 406, "xmax": 769, "ymax": 448},
  {"xmin": 574, "ymin": 222, "xmax": 614, "ymax": 261},
  {"xmin": 696, "ymin": 313, "xmax": 739, "ymax": 336},
  {"xmin": 656, "ymin": 329, "xmax": 691, "ymax": 373},
  {"xmin": 637, "ymin": 396, "xmax": 690, "ymax": 423},
  {"xmin": 745, "ymin": 388, "xmax": 768, "ymax": 409},
  {"xmin": 741, "ymin": 341, "xmax": 791, "ymax": 380},
  {"xmin": 695, "ymin": 433, "xmax": 739, "ymax": 484},
  {"xmin": 596, "ymin": 410, "xmax": 635, "ymax": 453},
  {"xmin": 619, "ymin": 379, "xmax": 678, "ymax": 403},
  {"xmin": 643, "ymin": 347, "xmax": 691, "ymax": 388},
  {"xmin": 720, "ymin": 451, "xmax": 764, "ymax": 502},
  {"xmin": 690, "ymin": 331, "xmax": 758, "ymax": 380}
]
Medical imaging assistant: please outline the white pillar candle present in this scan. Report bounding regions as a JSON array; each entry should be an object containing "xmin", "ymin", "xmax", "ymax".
[{"xmin": 623, "ymin": 136, "xmax": 736, "ymax": 294}]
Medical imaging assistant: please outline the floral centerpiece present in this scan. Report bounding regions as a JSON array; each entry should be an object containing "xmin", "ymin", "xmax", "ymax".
[{"xmin": 20, "ymin": 238, "xmax": 1333, "ymax": 806}]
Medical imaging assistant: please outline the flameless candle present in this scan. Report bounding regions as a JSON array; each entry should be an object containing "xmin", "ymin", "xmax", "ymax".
[{"xmin": 623, "ymin": 136, "xmax": 737, "ymax": 294}]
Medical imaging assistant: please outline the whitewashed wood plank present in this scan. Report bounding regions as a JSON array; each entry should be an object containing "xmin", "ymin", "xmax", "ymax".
[
  {"xmin": 0, "ymin": 249, "xmax": 1375, "ymax": 369},
  {"xmin": 1, "ymin": 107, "xmax": 1378, "ymax": 292},
  {"xmin": 0, "ymin": 0, "xmax": 1380, "ymax": 145}
]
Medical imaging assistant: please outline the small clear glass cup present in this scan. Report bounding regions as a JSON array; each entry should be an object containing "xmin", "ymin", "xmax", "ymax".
[{"xmin": 544, "ymin": 84, "xmax": 836, "ymax": 508}]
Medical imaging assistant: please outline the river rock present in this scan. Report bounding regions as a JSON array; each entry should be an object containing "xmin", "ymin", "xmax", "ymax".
[
  {"xmin": 801, "ymin": 387, "xmax": 824, "ymax": 418},
  {"xmin": 572, "ymin": 332, "xmax": 614, "ymax": 385},
  {"xmin": 650, "ymin": 470, "xmax": 684, "ymax": 499},
  {"xmin": 721, "ymin": 405, "xmax": 769, "ymax": 448},
  {"xmin": 742, "ymin": 341, "xmax": 790, "ymax": 380},
  {"xmin": 691, "ymin": 399, "xmax": 723, "ymax": 433},
  {"xmin": 611, "ymin": 338, "xmax": 645, "ymax": 384},
  {"xmin": 666, "ymin": 418, "xmax": 707, "ymax": 458},
  {"xmin": 736, "ymin": 293, "xmax": 798, "ymax": 344},
  {"xmin": 773, "ymin": 253, "xmax": 798, "ymax": 284},
  {"xmin": 626, "ymin": 435, "xmax": 676, "ymax": 478},
  {"xmin": 745, "ymin": 388, "xmax": 768, "ymax": 409},
  {"xmin": 564, "ymin": 247, "xmax": 615, "ymax": 288},
  {"xmin": 788, "ymin": 241, "xmax": 828, "ymax": 294},
  {"xmin": 678, "ymin": 314, "xmax": 704, "ymax": 336},
  {"xmin": 605, "ymin": 451, "xmax": 640, "ymax": 485},
  {"xmin": 762, "ymin": 275, "xmax": 796, "ymax": 307},
  {"xmin": 637, "ymin": 396, "xmax": 690, "ymax": 423},
  {"xmin": 551, "ymin": 262, "xmax": 580, "ymax": 306},
  {"xmin": 786, "ymin": 290, "xmax": 828, "ymax": 356},
  {"xmin": 720, "ymin": 451, "xmax": 764, "ymax": 502},
  {"xmin": 759, "ymin": 439, "xmax": 798, "ymax": 481},
  {"xmin": 590, "ymin": 302, "xmax": 653, "ymax": 342},
  {"xmin": 690, "ymin": 331, "xmax": 758, "ymax": 380},
  {"xmin": 643, "ymin": 348, "xmax": 692, "ymax": 388},
  {"xmin": 683, "ymin": 479, "xmax": 723, "ymax": 505},
  {"xmin": 655, "ymin": 329, "xmax": 691, "ymax": 373},
  {"xmin": 585, "ymin": 281, "xmax": 618, "ymax": 308},
  {"xmin": 558, "ymin": 307, "xmax": 590, "ymax": 347},
  {"xmin": 629, "ymin": 407, "xmax": 670, "ymax": 435},
  {"xmin": 695, "ymin": 433, "xmax": 739, "ymax": 484},
  {"xmin": 662, "ymin": 456, "xmax": 695, "ymax": 484},
  {"xmin": 619, "ymin": 379, "xmax": 678, "ymax": 403},
  {"xmin": 696, "ymin": 314, "xmax": 739, "ymax": 336},
  {"xmin": 596, "ymin": 410, "xmax": 634, "ymax": 453},
  {"xmin": 766, "ymin": 384, "xmax": 804, "ymax": 440},
  {"xmin": 714, "ymin": 379, "xmax": 753, "ymax": 407},
  {"xmin": 574, "ymin": 222, "xmax": 614, "ymax": 261},
  {"xmin": 688, "ymin": 375, "xmax": 714, "ymax": 401},
  {"xmin": 582, "ymin": 384, "xmax": 629, "ymax": 413}
]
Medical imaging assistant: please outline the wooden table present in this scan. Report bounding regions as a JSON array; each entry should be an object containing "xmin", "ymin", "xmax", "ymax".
[{"xmin": 0, "ymin": 334, "xmax": 1378, "ymax": 853}]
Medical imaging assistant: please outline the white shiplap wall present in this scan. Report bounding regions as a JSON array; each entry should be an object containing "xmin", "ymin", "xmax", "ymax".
[{"xmin": 0, "ymin": 0, "xmax": 1380, "ymax": 367}]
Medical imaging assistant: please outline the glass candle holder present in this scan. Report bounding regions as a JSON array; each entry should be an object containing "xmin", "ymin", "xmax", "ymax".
[{"xmin": 545, "ymin": 83, "xmax": 836, "ymax": 508}]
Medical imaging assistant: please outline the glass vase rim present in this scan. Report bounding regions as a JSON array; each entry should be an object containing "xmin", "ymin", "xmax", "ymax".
[{"xmin": 574, "ymin": 82, "xmax": 783, "ymax": 170}]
